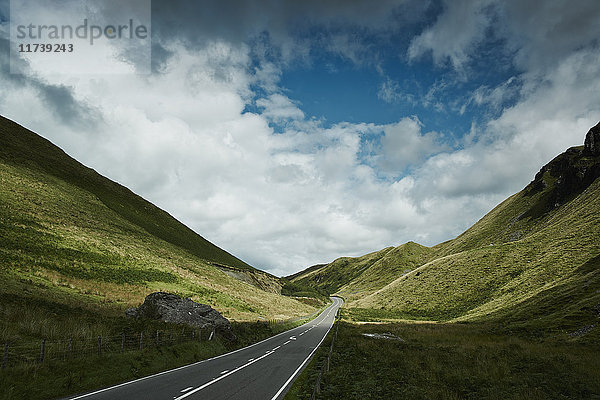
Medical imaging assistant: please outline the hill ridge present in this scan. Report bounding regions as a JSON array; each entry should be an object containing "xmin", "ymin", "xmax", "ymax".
[{"xmin": 0, "ymin": 115, "xmax": 253, "ymax": 271}]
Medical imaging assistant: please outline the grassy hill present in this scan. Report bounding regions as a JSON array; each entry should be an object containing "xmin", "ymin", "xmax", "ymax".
[
  {"xmin": 294, "ymin": 123, "xmax": 600, "ymax": 335},
  {"xmin": 289, "ymin": 242, "xmax": 434, "ymax": 303},
  {"xmin": 0, "ymin": 115, "xmax": 315, "ymax": 343},
  {"xmin": 0, "ymin": 116, "xmax": 253, "ymax": 270},
  {"xmin": 288, "ymin": 247, "xmax": 395, "ymax": 294}
]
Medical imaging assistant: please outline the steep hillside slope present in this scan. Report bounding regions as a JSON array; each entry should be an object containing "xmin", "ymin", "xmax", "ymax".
[
  {"xmin": 334, "ymin": 242, "xmax": 433, "ymax": 302},
  {"xmin": 354, "ymin": 123, "xmax": 600, "ymax": 332},
  {"xmin": 435, "ymin": 123, "xmax": 600, "ymax": 256},
  {"xmin": 0, "ymin": 116, "xmax": 253, "ymax": 270},
  {"xmin": 290, "ymin": 242, "xmax": 434, "ymax": 302},
  {"xmin": 0, "ymin": 116, "xmax": 314, "ymax": 342},
  {"xmin": 288, "ymin": 247, "xmax": 394, "ymax": 294}
]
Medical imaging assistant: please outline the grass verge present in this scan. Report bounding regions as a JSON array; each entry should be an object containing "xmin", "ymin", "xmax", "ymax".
[
  {"xmin": 0, "ymin": 317, "xmax": 316, "ymax": 400},
  {"xmin": 286, "ymin": 319, "xmax": 600, "ymax": 400}
]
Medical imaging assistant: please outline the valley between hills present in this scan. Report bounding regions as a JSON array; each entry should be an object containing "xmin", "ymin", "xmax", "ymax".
[
  {"xmin": 1, "ymin": 115, "xmax": 599, "ymax": 399},
  {"xmin": 291, "ymin": 122, "xmax": 600, "ymax": 337},
  {"xmin": 283, "ymin": 123, "xmax": 600, "ymax": 399}
]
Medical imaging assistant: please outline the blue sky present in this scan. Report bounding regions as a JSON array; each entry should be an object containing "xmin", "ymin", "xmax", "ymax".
[{"xmin": 1, "ymin": 0, "xmax": 599, "ymax": 275}]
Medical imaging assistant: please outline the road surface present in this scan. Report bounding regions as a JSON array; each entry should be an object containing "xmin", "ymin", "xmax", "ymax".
[{"xmin": 65, "ymin": 297, "xmax": 343, "ymax": 400}]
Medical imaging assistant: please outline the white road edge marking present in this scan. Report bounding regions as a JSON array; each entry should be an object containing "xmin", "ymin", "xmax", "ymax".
[
  {"xmin": 269, "ymin": 298, "xmax": 341, "ymax": 400},
  {"xmin": 220, "ymin": 370, "xmax": 229, "ymax": 375},
  {"xmin": 66, "ymin": 298, "xmax": 340, "ymax": 400},
  {"xmin": 180, "ymin": 387, "xmax": 193, "ymax": 393},
  {"xmin": 273, "ymin": 346, "xmax": 281, "ymax": 351},
  {"xmin": 175, "ymin": 297, "xmax": 340, "ymax": 400},
  {"xmin": 173, "ymin": 349, "xmax": 275, "ymax": 400}
]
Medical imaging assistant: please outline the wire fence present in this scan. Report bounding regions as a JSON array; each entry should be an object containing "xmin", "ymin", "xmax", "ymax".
[
  {"xmin": 1, "ymin": 326, "xmax": 215, "ymax": 370},
  {"xmin": 311, "ymin": 311, "xmax": 340, "ymax": 400},
  {"xmin": 0, "ymin": 304, "xmax": 330, "ymax": 371}
]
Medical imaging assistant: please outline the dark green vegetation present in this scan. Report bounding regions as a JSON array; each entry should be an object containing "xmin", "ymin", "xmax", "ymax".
[
  {"xmin": 280, "ymin": 279, "xmax": 329, "ymax": 299},
  {"xmin": 287, "ymin": 320, "xmax": 600, "ymax": 400},
  {"xmin": 0, "ymin": 318, "xmax": 309, "ymax": 400}
]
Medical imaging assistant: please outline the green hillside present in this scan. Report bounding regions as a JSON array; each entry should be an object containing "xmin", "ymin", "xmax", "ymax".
[
  {"xmin": 0, "ymin": 116, "xmax": 253, "ymax": 270},
  {"xmin": 289, "ymin": 242, "xmax": 434, "ymax": 303},
  {"xmin": 0, "ymin": 115, "xmax": 315, "ymax": 343},
  {"xmin": 288, "ymin": 247, "xmax": 395, "ymax": 294},
  {"xmin": 355, "ymin": 123, "xmax": 600, "ymax": 333},
  {"xmin": 294, "ymin": 123, "xmax": 600, "ymax": 334}
]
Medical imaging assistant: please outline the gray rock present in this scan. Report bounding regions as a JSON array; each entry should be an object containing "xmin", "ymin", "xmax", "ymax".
[
  {"xmin": 521, "ymin": 123, "xmax": 600, "ymax": 218},
  {"xmin": 127, "ymin": 292, "xmax": 236, "ymax": 341},
  {"xmin": 584, "ymin": 121, "xmax": 600, "ymax": 156},
  {"xmin": 362, "ymin": 332, "xmax": 404, "ymax": 341},
  {"xmin": 125, "ymin": 307, "xmax": 138, "ymax": 318},
  {"xmin": 568, "ymin": 324, "xmax": 596, "ymax": 338}
]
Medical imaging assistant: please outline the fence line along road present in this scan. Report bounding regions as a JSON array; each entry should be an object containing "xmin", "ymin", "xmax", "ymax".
[
  {"xmin": 1, "ymin": 326, "xmax": 216, "ymax": 370},
  {"xmin": 0, "ymin": 310, "xmax": 324, "ymax": 370}
]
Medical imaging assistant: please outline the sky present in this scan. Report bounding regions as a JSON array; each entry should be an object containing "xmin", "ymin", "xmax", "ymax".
[{"xmin": 1, "ymin": 0, "xmax": 599, "ymax": 276}]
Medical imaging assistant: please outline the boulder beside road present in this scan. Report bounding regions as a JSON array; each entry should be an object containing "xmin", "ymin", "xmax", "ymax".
[{"xmin": 126, "ymin": 292, "xmax": 236, "ymax": 341}]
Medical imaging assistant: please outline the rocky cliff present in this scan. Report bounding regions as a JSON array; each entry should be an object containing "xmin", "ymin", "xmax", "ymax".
[{"xmin": 522, "ymin": 122, "xmax": 600, "ymax": 218}]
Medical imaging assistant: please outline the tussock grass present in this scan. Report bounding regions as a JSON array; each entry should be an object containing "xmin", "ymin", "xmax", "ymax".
[{"xmin": 288, "ymin": 320, "xmax": 600, "ymax": 400}]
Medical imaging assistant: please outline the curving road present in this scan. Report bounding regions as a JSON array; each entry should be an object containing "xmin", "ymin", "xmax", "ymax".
[{"xmin": 65, "ymin": 297, "xmax": 343, "ymax": 400}]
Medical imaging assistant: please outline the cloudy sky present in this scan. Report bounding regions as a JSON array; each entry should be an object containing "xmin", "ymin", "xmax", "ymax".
[{"xmin": 1, "ymin": 0, "xmax": 599, "ymax": 276}]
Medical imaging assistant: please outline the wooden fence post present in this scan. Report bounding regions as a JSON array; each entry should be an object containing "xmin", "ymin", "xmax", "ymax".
[
  {"xmin": 39, "ymin": 339, "xmax": 46, "ymax": 363},
  {"xmin": 97, "ymin": 336, "xmax": 102, "ymax": 355},
  {"xmin": 156, "ymin": 330, "xmax": 160, "ymax": 347},
  {"xmin": 68, "ymin": 338, "xmax": 73, "ymax": 358},
  {"xmin": 2, "ymin": 343, "xmax": 8, "ymax": 369},
  {"xmin": 139, "ymin": 332, "xmax": 143, "ymax": 350},
  {"xmin": 121, "ymin": 333, "xmax": 125, "ymax": 353}
]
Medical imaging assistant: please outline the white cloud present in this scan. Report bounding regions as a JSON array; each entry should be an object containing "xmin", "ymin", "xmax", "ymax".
[
  {"xmin": 377, "ymin": 77, "xmax": 414, "ymax": 104},
  {"xmin": 469, "ymin": 76, "xmax": 519, "ymax": 113},
  {"xmin": 377, "ymin": 117, "xmax": 444, "ymax": 174},
  {"xmin": 256, "ymin": 93, "xmax": 304, "ymax": 122},
  {"xmin": 499, "ymin": 0, "xmax": 600, "ymax": 73},
  {"xmin": 408, "ymin": 0, "xmax": 493, "ymax": 70},
  {"xmin": 2, "ymin": 0, "xmax": 600, "ymax": 278}
]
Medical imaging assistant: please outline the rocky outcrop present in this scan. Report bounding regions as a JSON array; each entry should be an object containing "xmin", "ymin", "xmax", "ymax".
[
  {"xmin": 584, "ymin": 122, "xmax": 600, "ymax": 156},
  {"xmin": 522, "ymin": 123, "xmax": 600, "ymax": 218},
  {"xmin": 126, "ymin": 292, "xmax": 236, "ymax": 341}
]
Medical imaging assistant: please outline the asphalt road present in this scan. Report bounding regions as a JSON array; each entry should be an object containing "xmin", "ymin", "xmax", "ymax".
[{"xmin": 65, "ymin": 297, "xmax": 343, "ymax": 400}]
